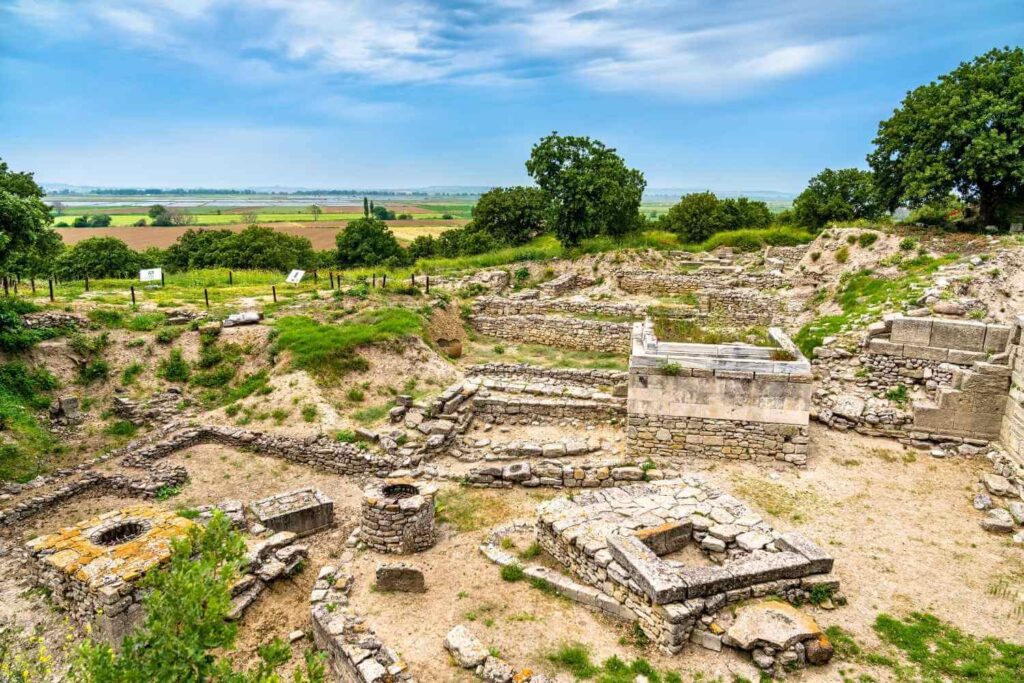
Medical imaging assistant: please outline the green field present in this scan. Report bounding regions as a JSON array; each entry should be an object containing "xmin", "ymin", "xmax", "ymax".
[{"xmin": 52, "ymin": 210, "xmax": 458, "ymax": 227}]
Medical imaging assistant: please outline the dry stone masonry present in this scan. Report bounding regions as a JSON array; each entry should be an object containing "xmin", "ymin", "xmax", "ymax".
[
  {"xmin": 536, "ymin": 478, "xmax": 838, "ymax": 658},
  {"xmin": 360, "ymin": 479, "xmax": 437, "ymax": 554},
  {"xmin": 26, "ymin": 505, "xmax": 194, "ymax": 643},
  {"xmin": 469, "ymin": 313, "xmax": 631, "ymax": 353},
  {"xmin": 626, "ymin": 322, "xmax": 812, "ymax": 465}
]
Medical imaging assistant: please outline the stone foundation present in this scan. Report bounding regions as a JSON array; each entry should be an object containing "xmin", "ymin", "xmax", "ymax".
[
  {"xmin": 615, "ymin": 269, "xmax": 785, "ymax": 294},
  {"xmin": 626, "ymin": 322, "xmax": 812, "ymax": 465},
  {"xmin": 536, "ymin": 479, "xmax": 837, "ymax": 653},
  {"xmin": 627, "ymin": 415, "xmax": 809, "ymax": 466},
  {"xmin": 26, "ymin": 505, "xmax": 193, "ymax": 643}
]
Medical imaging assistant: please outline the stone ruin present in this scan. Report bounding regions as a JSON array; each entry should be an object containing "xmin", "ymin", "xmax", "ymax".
[
  {"xmin": 25, "ymin": 504, "xmax": 193, "ymax": 643},
  {"xmin": 535, "ymin": 478, "xmax": 837, "ymax": 672},
  {"xmin": 360, "ymin": 479, "xmax": 437, "ymax": 554},
  {"xmin": 627, "ymin": 321, "xmax": 812, "ymax": 465},
  {"xmin": 250, "ymin": 487, "xmax": 334, "ymax": 537}
]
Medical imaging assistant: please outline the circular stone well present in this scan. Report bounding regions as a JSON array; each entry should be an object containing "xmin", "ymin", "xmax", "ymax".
[{"xmin": 360, "ymin": 478, "xmax": 437, "ymax": 554}]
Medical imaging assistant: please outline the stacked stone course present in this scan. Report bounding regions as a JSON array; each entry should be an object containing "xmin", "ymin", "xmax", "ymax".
[
  {"xmin": 469, "ymin": 313, "xmax": 631, "ymax": 353},
  {"xmin": 615, "ymin": 269, "xmax": 786, "ymax": 294}
]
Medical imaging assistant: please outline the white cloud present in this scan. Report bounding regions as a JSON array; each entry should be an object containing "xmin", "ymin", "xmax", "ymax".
[{"xmin": 7, "ymin": 0, "xmax": 880, "ymax": 97}]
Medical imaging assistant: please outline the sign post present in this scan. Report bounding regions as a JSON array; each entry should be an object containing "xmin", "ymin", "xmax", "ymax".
[
  {"xmin": 139, "ymin": 268, "xmax": 163, "ymax": 285},
  {"xmin": 285, "ymin": 269, "xmax": 305, "ymax": 285}
]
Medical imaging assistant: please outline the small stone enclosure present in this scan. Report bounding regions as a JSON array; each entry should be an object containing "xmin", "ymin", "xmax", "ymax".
[
  {"xmin": 25, "ymin": 505, "xmax": 193, "ymax": 643},
  {"xmin": 627, "ymin": 321, "xmax": 812, "ymax": 465},
  {"xmin": 250, "ymin": 488, "xmax": 334, "ymax": 536}
]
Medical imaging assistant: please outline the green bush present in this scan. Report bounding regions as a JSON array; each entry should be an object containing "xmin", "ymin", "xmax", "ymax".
[
  {"xmin": 693, "ymin": 227, "xmax": 813, "ymax": 253},
  {"xmin": 155, "ymin": 326, "xmax": 185, "ymax": 345},
  {"xmin": 121, "ymin": 362, "xmax": 144, "ymax": 385},
  {"xmin": 157, "ymin": 349, "xmax": 191, "ymax": 383},
  {"xmin": 835, "ymin": 246, "xmax": 850, "ymax": 264},
  {"xmin": 0, "ymin": 299, "xmax": 46, "ymax": 353},
  {"xmin": 190, "ymin": 365, "xmax": 236, "ymax": 388},
  {"xmin": 78, "ymin": 359, "xmax": 109, "ymax": 385},
  {"xmin": 104, "ymin": 420, "xmax": 138, "ymax": 437},
  {"xmin": 858, "ymin": 232, "xmax": 879, "ymax": 247},
  {"xmin": 899, "ymin": 237, "xmax": 917, "ymax": 251},
  {"xmin": 500, "ymin": 563, "xmax": 525, "ymax": 582}
]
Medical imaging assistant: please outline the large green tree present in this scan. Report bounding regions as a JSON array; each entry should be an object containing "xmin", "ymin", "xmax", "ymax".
[
  {"xmin": 55, "ymin": 237, "xmax": 155, "ymax": 279},
  {"xmin": 662, "ymin": 192, "xmax": 724, "ymax": 242},
  {"xmin": 0, "ymin": 158, "xmax": 61, "ymax": 274},
  {"xmin": 472, "ymin": 186, "xmax": 548, "ymax": 246},
  {"xmin": 334, "ymin": 217, "xmax": 408, "ymax": 268},
  {"xmin": 525, "ymin": 133, "xmax": 645, "ymax": 246},
  {"xmin": 792, "ymin": 168, "xmax": 884, "ymax": 229},
  {"xmin": 868, "ymin": 47, "xmax": 1024, "ymax": 226},
  {"xmin": 214, "ymin": 226, "xmax": 315, "ymax": 272}
]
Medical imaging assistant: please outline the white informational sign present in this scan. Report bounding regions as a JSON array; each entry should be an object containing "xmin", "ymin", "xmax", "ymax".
[
  {"xmin": 285, "ymin": 269, "xmax": 306, "ymax": 284},
  {"xmin": 139, "ymin": 268, "xmax": 162, "ymax": 283}
]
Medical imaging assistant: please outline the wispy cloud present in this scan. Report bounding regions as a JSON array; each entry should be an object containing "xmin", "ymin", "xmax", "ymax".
[{"xmin": 6, "ymin": 0, "xmax": 889, "ymax": 97}]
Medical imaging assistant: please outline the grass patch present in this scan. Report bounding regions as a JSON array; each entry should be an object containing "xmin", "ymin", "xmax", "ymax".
[
  {"xmin": 545, "ymin": 642, "xmax": 683, "ymax": 682},
  {"xmin": 729, "ymin": 474, "xmax": 820, "ymax": 523},
  {"xmin": 873, "ymin": 612, "xmax": 1024, "ymax": 683},
  {"xmin": 271, "ymin": 309, "xmax": 422, "ymax": 379},
  {"xmin": 351, "ymin": 402, "xmax": 393, "ymax": 425},
  {"xmin": 652, "ymin": 318, "xmax": 776, "ymax": 347},
  {"xmin": 0, "ymin": 362, "xmax": 60, "ymax": 482},
  {"xmin": 690, "ymin": 226, "xmax": 813, "ymax": 253},
  {"xmin": 435, "ymin": 487, "xmax": 516, "ymax": 533},
  {"xmin": 794, "ymin": 253, "xmax": 958, "ymax": 357}
]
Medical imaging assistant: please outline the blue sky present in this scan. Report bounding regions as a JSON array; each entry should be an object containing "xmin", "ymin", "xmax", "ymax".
[{"xmin": 1, "ymin": 0, "xmax": 1021, "ymax": 193}]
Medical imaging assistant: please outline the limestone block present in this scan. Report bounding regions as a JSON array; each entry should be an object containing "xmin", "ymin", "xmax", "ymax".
[
  {"xmin": 890, "ymin": 317, "xmax": 933, "ymax": 346},
  {"xmin": 903, "ymin": 345, "xmax": 948, "ymax": 362},
  {"xmin": 930, "ymin": 320, "xmax": 987, "ymax": 351},
  {"xmin": 984, "ymin": 325, "xmax": 1012, "ymax": 353},
  {"xmin": 375, "ymin": 563, "xmax": 426, "ymax": 593}
]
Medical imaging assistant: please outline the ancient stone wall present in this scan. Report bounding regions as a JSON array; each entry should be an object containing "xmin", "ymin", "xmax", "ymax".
[
  {"xmin": 865, "ymin": 317, "xmax": 1011, "ymax": 383},
  {"xmin": 469, "ymin": 314, "xmax": 631, "ymax": 353},
  {"xmin": 615, "ymin": 269, "xmax": 786, "ymax": 294},
  {"xmin": 626, "ymin": 323, "xmax": 812, "ymax": 465},
  {"xmin": 466, "ymin": 363, "xmax": 627, "ymax": 388},
  {"xmin": 765, "ymin": 245, "xmax": 810, "ymax": 270},
  {"xmin": 473, "ymin": 394, "xmax": 625, "ymax": 424},
  {"xmin": 913, "ymin": 361, "xmax": 1012, "ymax": 440},
  {"xmin": 1001, "ymin": 317, "xmax": 1024, "ymax": 463},
  {"xmin": 473, "ymin": 296, "xmax": 648, "ymax": 319}
]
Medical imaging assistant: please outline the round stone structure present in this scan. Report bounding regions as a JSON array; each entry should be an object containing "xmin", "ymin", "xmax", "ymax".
[{"xmin": 360, "ymin": 478, "xmax": 437, "ymax": 554}]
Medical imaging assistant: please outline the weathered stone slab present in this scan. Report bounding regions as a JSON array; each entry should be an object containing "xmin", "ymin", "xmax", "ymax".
[
  {"xmin": 374, "ymin": 563, "xmax": 426, "ymax": 593},
  {"xmin": 723, "ymin": 600, "xmax": 825, "ymax": 651}
]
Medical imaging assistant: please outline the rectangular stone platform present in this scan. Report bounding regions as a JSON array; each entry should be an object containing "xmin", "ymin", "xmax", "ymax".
[{"xmin": 250, "ymin": 488, "xmax": 334, "ymax": 536}]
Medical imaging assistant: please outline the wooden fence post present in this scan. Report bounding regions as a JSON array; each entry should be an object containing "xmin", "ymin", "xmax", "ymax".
[
  {"xmin": 382, "ymin": 274, "xmax": 387, "ymax": 288},
  {"xmin": 425, "ymin": 275, "xmax": 430, "ymax": 294},
  {"xmin": 204, "ymin": 289, "xmax": 210, "ymax": 308},
  {"xmin": 30, "ymin": 278, "xmax": 35, "ymax": 294},
  {"xmin": 130, "ymin": 286, "xmax": 136, "ymax": 306},
  {"xmin": 329, "ymin": 272, "xmax": 334, "ymax": 289},
  {"xmin": 272, "ymin": 285, "xmax": 277, "ymax": 303},
  {"xmin": 48, "ymin": 279, "xmax": 54, "ymax": 302},
  {"xmin": 229, "ymin": 271, "xmax": 233, "ymax": 285},
  {"xmin": 85, "ymin": 276, "xmax": 89, "ymax": 292}
]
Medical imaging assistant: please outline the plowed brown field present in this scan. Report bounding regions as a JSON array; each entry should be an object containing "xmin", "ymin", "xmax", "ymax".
[{"xmin": 55, "ymin": 220, "xmax": 465, "ymax": 250}]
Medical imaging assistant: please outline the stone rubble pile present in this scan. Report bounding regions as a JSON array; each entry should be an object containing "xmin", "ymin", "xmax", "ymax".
[{"xmin": 444, "ymin": 625, "xmax": 551, "ymax": 683}]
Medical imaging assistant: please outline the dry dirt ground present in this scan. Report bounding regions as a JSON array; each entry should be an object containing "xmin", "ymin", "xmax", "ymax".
[{"xmin": 3, "ymin": 424, "xmax": 1020, "ymax": 681}]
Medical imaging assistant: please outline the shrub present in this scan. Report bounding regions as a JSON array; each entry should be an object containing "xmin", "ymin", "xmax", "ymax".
[
  {"xmin": 104, "ymin": 420, "xmax": 138, "ymax": 437},
  {"xmin": 695, "ymin": 226, "xmax": 812, "ymax": 253},
  {"xmin": 157, "ymin": 349, "xmax": 191, "ymax": 383},
  {"xmin": 190, "ymin": 365, "xmax": 235, "ymax": 388},
  {"xmin": 335, "ymin": 429, "xmax": 357, "ymax": 443},
  {"xmin": 155, "ymin": 326, "xmax": 185, "ymax": 345},
  {"xmin": 335, "ymin": 217, "xmax": 408, "ymax": 268},
  {"xmin": 835, "ymin": 246, "xmax": 850, "ymax": 264},
  {"xmin": 500, "ymin": 563, "xmax": 525, "ymax": 582},
  {"xmin": 899, "ymin": 237, "xmax": 917, "ymax": 251},
  {"xmin": 346, "ymin": 387, "xmax": 365, "ymax": 402},
  {"xmin": 301, "ymin": 404, "xmax": 318, "ymax": 422},
  {"xmin": 810, "ymin": 251, "xmax": 822, "ymax": 261},
  {"xmin": 78, "ymin": 360, "xmax": 109, "ymax": 385},
  {"xmin": 858, "ymin": 232, "xmax": 879, "ymax": 247}
]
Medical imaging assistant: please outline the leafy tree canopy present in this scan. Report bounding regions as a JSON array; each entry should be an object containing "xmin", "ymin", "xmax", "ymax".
[
  {"xmin": 334, "ymin": 217, "xmax": 408, "ymax": 268},
  {"xmin": 164, "ymin": 228, "xmax": 235, "ymax": 271},
  {"xmin": 869, "ymin": 47, "xmax": 1024, "ymax": 226},
  {"xmin": 213, "ymin": 225, "xmax": 315, "ymax": 272},
  {"xmin": 471, "ymin": 186, "xmax": 548, "ymax": 246},
  {"xmin": 525, "ymin": 132, "xmax": 645, "ymax": 246},
  {"xmin": 792, "ymin": 168, "xmax": 884, "ymax": 230},
  {"xmin": 0, "ymin": 158, "xmax": 59, "ymax": 273},
  {"xmin": 661, "ymin": 192, "xmax": 773, "ymax": 243},
  {"xmin": 55, "ymin": 237, "xmax": 155, "ymax": 279}
]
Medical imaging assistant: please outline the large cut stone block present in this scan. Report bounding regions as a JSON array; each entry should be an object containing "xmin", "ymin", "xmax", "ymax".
[
  {"xmin": 607, "ymin": 534, "xmax": 688, "ymax": 604},
  {"xmin": 890, "ymin": 317, "xmax": 933, "ymax": 346},
  {"xmin": 984, "ymin": 325, "xmax": 1012, "ymax": 353},
  {"xmin": 250, "ymin": 488, "xmax": 334, "ymax": 537},
  {"xmin": 929, "ymin": 320, "xmax": 987, "ymax": 351}
]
